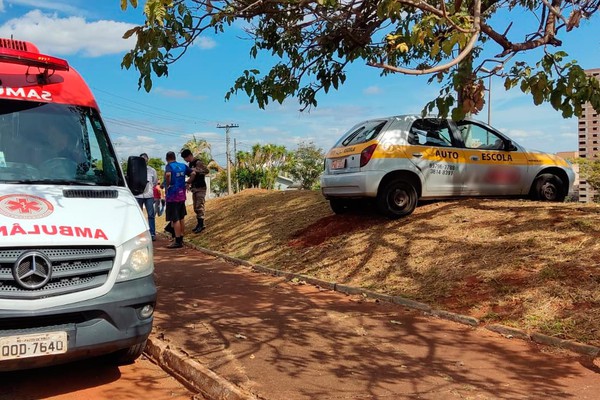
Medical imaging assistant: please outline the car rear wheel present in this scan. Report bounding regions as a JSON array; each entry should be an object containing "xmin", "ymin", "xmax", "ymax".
[
  {"xmin": 376, "ymin": 179, "xmax": 418, "ymax": 219},
  {"xmin": 531, "ymin": 173, "xmax": 566, "ymax": 202},
  {"xmin": 329, "ymin": 198, "xmax": 351, "ymax": 214}
]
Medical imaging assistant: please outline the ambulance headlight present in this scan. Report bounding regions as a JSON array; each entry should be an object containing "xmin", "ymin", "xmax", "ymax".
[{"xmin": 117, "ymin": 232, "xmax": 154, "ymax": 281}]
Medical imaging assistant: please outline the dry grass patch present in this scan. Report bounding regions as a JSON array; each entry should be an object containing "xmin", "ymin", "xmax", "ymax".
[{"xmin": 173, "ymin": 189, "xmax": 600, "ymax": 346}]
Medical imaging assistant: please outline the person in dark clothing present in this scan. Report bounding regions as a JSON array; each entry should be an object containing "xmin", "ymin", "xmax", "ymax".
[
  {"xmin": 181, "ymin": 149, "xmax": 209, "ymax": 233},
  {"xmin": 164, "ymin": 151, "xmax": 194, "ymax": 248}
]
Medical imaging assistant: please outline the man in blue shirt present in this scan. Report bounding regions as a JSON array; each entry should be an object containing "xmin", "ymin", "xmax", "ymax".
[{"xmin": 164, "ymin": 151, "xmax": 194, "ymax": 248}]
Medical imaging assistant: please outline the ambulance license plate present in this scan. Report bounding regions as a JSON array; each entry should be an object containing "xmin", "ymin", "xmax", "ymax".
[
  {"xmin": 331, "ymin": 158, "xmax": 346, "ymax": 169},
  {"xmin": 0, "ymin": 331, "xmax": 68, "ymax": 361}
]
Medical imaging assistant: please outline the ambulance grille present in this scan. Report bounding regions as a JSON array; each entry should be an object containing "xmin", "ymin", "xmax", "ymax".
[
  {"xmin": 63, "ymin": 189, "xmax": 119, "ymax": 199},
  {"xmin": 0, "ymin": 38, "xmax": 29, "ymax": 51},
  {"xmin": 0, "ymin": 247, "xmax": 115, "ymax": 299}
]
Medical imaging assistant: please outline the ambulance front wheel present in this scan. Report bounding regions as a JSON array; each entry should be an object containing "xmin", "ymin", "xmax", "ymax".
[
  {"xmin": 531, "ymin": 173, "xmax": 566, "ymax": 202},
  {"xmin": 109, "ymin": 340, "xmax": 147, "ymax": 365},
  {"xmin": 377, "ymin": 179, "xmax": 418, "ymax": 219}
]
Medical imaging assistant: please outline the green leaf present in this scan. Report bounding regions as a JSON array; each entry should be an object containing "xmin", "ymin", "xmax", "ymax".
[
  {"xmin": 122, "ymin": 52, "xmax": 133, "ymax": 69},
  {"xmin": 431, "ymin": 41, "xmax": 440, "ymax": 58},
  {"xmin": 550, "ymin": 90, "xmax": 562, "ymax": 109},
  {"xmin": 183, "ymin": 14, "xmax": 193, "ymax": 28},
  {"xmin": 441, "ymin": 39, "xmax": 454, "ymax": 56},
  {"xmin": 143, "ymin": 76, "xmax": 153, "ymax": 92},
  {"xmin": 123, "ymin": 26, "xmax": 139, "ymax": 39},
  {"xmin": 451, "ymin": 106, "xmax": 464, "ymax": 121}
]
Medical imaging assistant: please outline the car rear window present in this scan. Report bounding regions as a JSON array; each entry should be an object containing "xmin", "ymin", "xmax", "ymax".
[{"xmin": 336, "ymin": 120, "xmax": 387, "ymax": 147}]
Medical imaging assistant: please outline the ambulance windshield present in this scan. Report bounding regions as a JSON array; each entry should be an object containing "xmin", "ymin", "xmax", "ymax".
[{"xmin": 0, "ymin": 99, "xmax": 124, "ymax": 186}]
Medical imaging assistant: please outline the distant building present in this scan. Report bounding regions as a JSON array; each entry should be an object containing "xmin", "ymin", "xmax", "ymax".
[
  {"xmin": 577, "ymin": 68, "xmax": 600, "ymax": 202},
  {"xmin": 274, "ymin": 174, "xmax": 294, "ymax": 190}
]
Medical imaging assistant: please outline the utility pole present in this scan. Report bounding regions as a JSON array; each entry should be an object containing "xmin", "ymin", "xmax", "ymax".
[
  {"xmin": 487, "ymin": 74, "xmax": 492, "ymax": 125},
  {"xmin": 217, "ymin": 123, "xmax": 239, "ymax": 195},
  {"xmin": 233, "ymin": 138, "xmax": 239, "ymax": 193}
]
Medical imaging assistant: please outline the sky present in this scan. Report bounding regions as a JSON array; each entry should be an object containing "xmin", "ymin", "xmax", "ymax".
[{"xmin": 1, "ymin": 0, "xmax": 599, "ymax": 167}]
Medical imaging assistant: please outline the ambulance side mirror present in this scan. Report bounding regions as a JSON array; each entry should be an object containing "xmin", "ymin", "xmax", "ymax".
[{"xmin": 126, "ymin": 156, "xmax": 147, "ymax": 196}]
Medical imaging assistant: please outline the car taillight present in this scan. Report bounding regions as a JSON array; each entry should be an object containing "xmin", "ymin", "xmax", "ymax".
[{"xmin": 360, "ymin": 144, "xmax": 377, "ymax": 167}]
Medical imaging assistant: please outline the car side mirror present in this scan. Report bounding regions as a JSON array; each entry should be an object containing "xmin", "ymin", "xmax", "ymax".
[{"xmin": 126, "ymin": 156, "xmax": 147, "ymax": 195}]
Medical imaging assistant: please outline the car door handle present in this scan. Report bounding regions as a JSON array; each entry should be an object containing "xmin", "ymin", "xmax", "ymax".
[
  {"xmin": 412, "ymin": 153, "xmax": 423, "ymax": 158},
  {"xmin": 470, "ymin": 156, "xmax": 479, "ymax": 161}
]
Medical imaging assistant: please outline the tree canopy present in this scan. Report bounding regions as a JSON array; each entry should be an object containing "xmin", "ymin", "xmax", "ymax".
[
  {"xmin": 181, "ymin": 136, "xmax": 212, "ymax": 165},
  {"xmin": 285, "ymin": 141, "xmax": 325, "ymax": 190},
  {"xmin": 121, "ymin": 0, "xmax": 600, "ymax": 120},
  {"xmin": 236, "ymin": 143, "xmax": 288, "ymax": 189},
  {"xmin": 576, "ymin": 158, "xmax": 600, "ymax": 201}
]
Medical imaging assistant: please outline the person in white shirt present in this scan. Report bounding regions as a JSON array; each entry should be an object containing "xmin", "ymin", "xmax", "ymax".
[{"xmin": 134, "ymin": 153, "xmax": 158, "ymax": 241}]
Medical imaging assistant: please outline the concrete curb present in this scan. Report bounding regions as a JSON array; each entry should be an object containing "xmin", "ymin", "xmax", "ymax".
[
  {"xmin": 145, "ymin": 337, "xmax": 258, "ymax": 400},
  {"xmin": 186, "ymin": 240, "xmax": 600, "ymax": 358}
]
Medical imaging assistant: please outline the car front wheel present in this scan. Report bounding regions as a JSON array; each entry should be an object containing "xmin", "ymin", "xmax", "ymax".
[
  {"xmin": 531, "ymin": 173, "xmax": 566, "ymax": 202},
  {"xmin": 376, "ymin": 179, "xmax": 418, "ymax": 219}
]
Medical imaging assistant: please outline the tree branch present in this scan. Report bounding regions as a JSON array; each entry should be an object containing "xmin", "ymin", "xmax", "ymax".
[{"xmin": 368, "ymin": 0, "xmax": 481, "ymax": 75}]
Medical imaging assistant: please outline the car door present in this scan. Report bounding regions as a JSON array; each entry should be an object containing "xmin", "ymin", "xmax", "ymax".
[
  {"xmin": 406, "ymin": 118, "xmax": 467, "ymax": 197},
  {"xmin": 452, "ymin": 120, "xmax": 530, "ymax": 196}
]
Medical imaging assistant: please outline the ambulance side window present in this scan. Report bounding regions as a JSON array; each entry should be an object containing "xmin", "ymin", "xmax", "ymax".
[{"xmin": 459, "ymin": 122, "xmax": 504, "ymax": 150}]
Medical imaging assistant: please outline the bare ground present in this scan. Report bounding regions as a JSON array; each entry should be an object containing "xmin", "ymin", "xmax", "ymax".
[{"xmin": 168, "ymin": 189, "xmax": 600, "ymax": 347}]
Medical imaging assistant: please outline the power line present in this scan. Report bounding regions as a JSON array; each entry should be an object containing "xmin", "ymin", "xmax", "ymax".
[
  {"xmin": 105, "ymin": 117, "xmax": 230, "ymax": 144},
  {"xmin": 92, "ymin": 86, "xmax": 216, "ymax": 124}
]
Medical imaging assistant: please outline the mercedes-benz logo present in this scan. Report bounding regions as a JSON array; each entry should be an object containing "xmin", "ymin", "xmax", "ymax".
[{"xmin": 13, "ymin": 251, "xmax": 53, "ymax": 290}]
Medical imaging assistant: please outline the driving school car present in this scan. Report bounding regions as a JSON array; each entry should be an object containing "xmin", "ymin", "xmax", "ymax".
[{"xmin": 321, "ymin": 115, "xmax": 575, "ymax": 218}]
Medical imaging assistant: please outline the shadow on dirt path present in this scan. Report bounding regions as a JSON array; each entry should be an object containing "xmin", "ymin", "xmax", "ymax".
[{"xmin": 152, "ymin": 236, "xmax": 599, "ymax": 399}]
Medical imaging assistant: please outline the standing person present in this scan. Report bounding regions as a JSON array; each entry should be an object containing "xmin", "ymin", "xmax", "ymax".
[
  {"xmin": 153, "ymin": 181, "xmax": 163, "ymax": 217},
  {"xmin": 135, "ymin": 153, "xmax": 158, "ymax": 241},
  {"xmin": 180, "ymin": 149, "xmax": 209, "ymax": 233},
  {"xmin": 164, "ymin": 151, "xmax": 194, "ymax": 249}
]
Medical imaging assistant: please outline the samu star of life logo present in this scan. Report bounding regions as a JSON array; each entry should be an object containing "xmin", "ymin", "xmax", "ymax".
[{"xmin": 0, "ymin": 194, "xmax": 54, "ymax": 219}]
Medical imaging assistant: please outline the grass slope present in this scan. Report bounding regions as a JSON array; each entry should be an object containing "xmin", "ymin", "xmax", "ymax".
[{"xmin": 175, "ymin": 189, "xmax": 600, "ymax": 347}]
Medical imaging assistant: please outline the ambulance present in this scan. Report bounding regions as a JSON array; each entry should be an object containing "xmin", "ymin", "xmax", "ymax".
[
  {"xmin": 0, "ymin": 38, "xmax": 156, "ymax": 370},
  {"xmin": 321, "ymin": 115, "xmax": 575, "ymax": 218}
]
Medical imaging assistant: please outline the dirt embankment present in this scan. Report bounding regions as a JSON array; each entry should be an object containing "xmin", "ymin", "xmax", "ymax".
[{"xmin": 167, "ymin": 189, "xmax": 600, "ymax": 346}]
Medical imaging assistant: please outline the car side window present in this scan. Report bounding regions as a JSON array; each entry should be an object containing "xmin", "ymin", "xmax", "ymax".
[
  {"xmin": 409, "ymin": 119, "xmax": 454, "ymax": 147},
  {"xmin": 458, "ymin": 122, "xmax": 504, "ymax": 150}
]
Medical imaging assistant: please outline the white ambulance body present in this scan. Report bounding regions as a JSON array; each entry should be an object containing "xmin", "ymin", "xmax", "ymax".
[
  {"xmin": 321, "ymin": 115, "xmax": 575, "ymax": 218},
  {"xmin": 0, "ymin": 38, "xmax": 156, "ymax": 370}
]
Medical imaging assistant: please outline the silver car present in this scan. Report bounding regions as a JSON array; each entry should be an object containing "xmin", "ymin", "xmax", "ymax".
[{"xmin": 321, "ymin": 115, "xmax": 575, "ymax": 218}]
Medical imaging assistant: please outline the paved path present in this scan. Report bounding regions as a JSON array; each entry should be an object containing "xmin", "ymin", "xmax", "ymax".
[
  {"xmin": 152, "ymin": 236, "xmax": 599, "ymax": 399},
  {"xmin": 1, "ymin": 354, "xmax": 194, "ymax": 399}
]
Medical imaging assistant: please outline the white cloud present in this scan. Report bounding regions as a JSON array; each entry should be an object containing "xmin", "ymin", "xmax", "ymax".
[
  {"xmin": 363, "ymin": 85, "xmax": 382, "ymax": 95},
  {"xmin": 194, "ymin": 36, "xmax": 216, "ymax": 50},
  {"xmin": 7, "ymin": 0, "xmax": 82, "ymax": 14},
  {"xmin": 154, "ymin": 87, "xmax": 207, "ymax": 100},
  {"xmin": 0, "ymin": 0, "xmax": 5, "ymax": 12},
  {"xmin": 501, "ymin": 128, "xmax": 545, "ymax": 140},
  {"xmin": 0, "ymin": 10, "xmax": 135, "ymax": 56}
]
